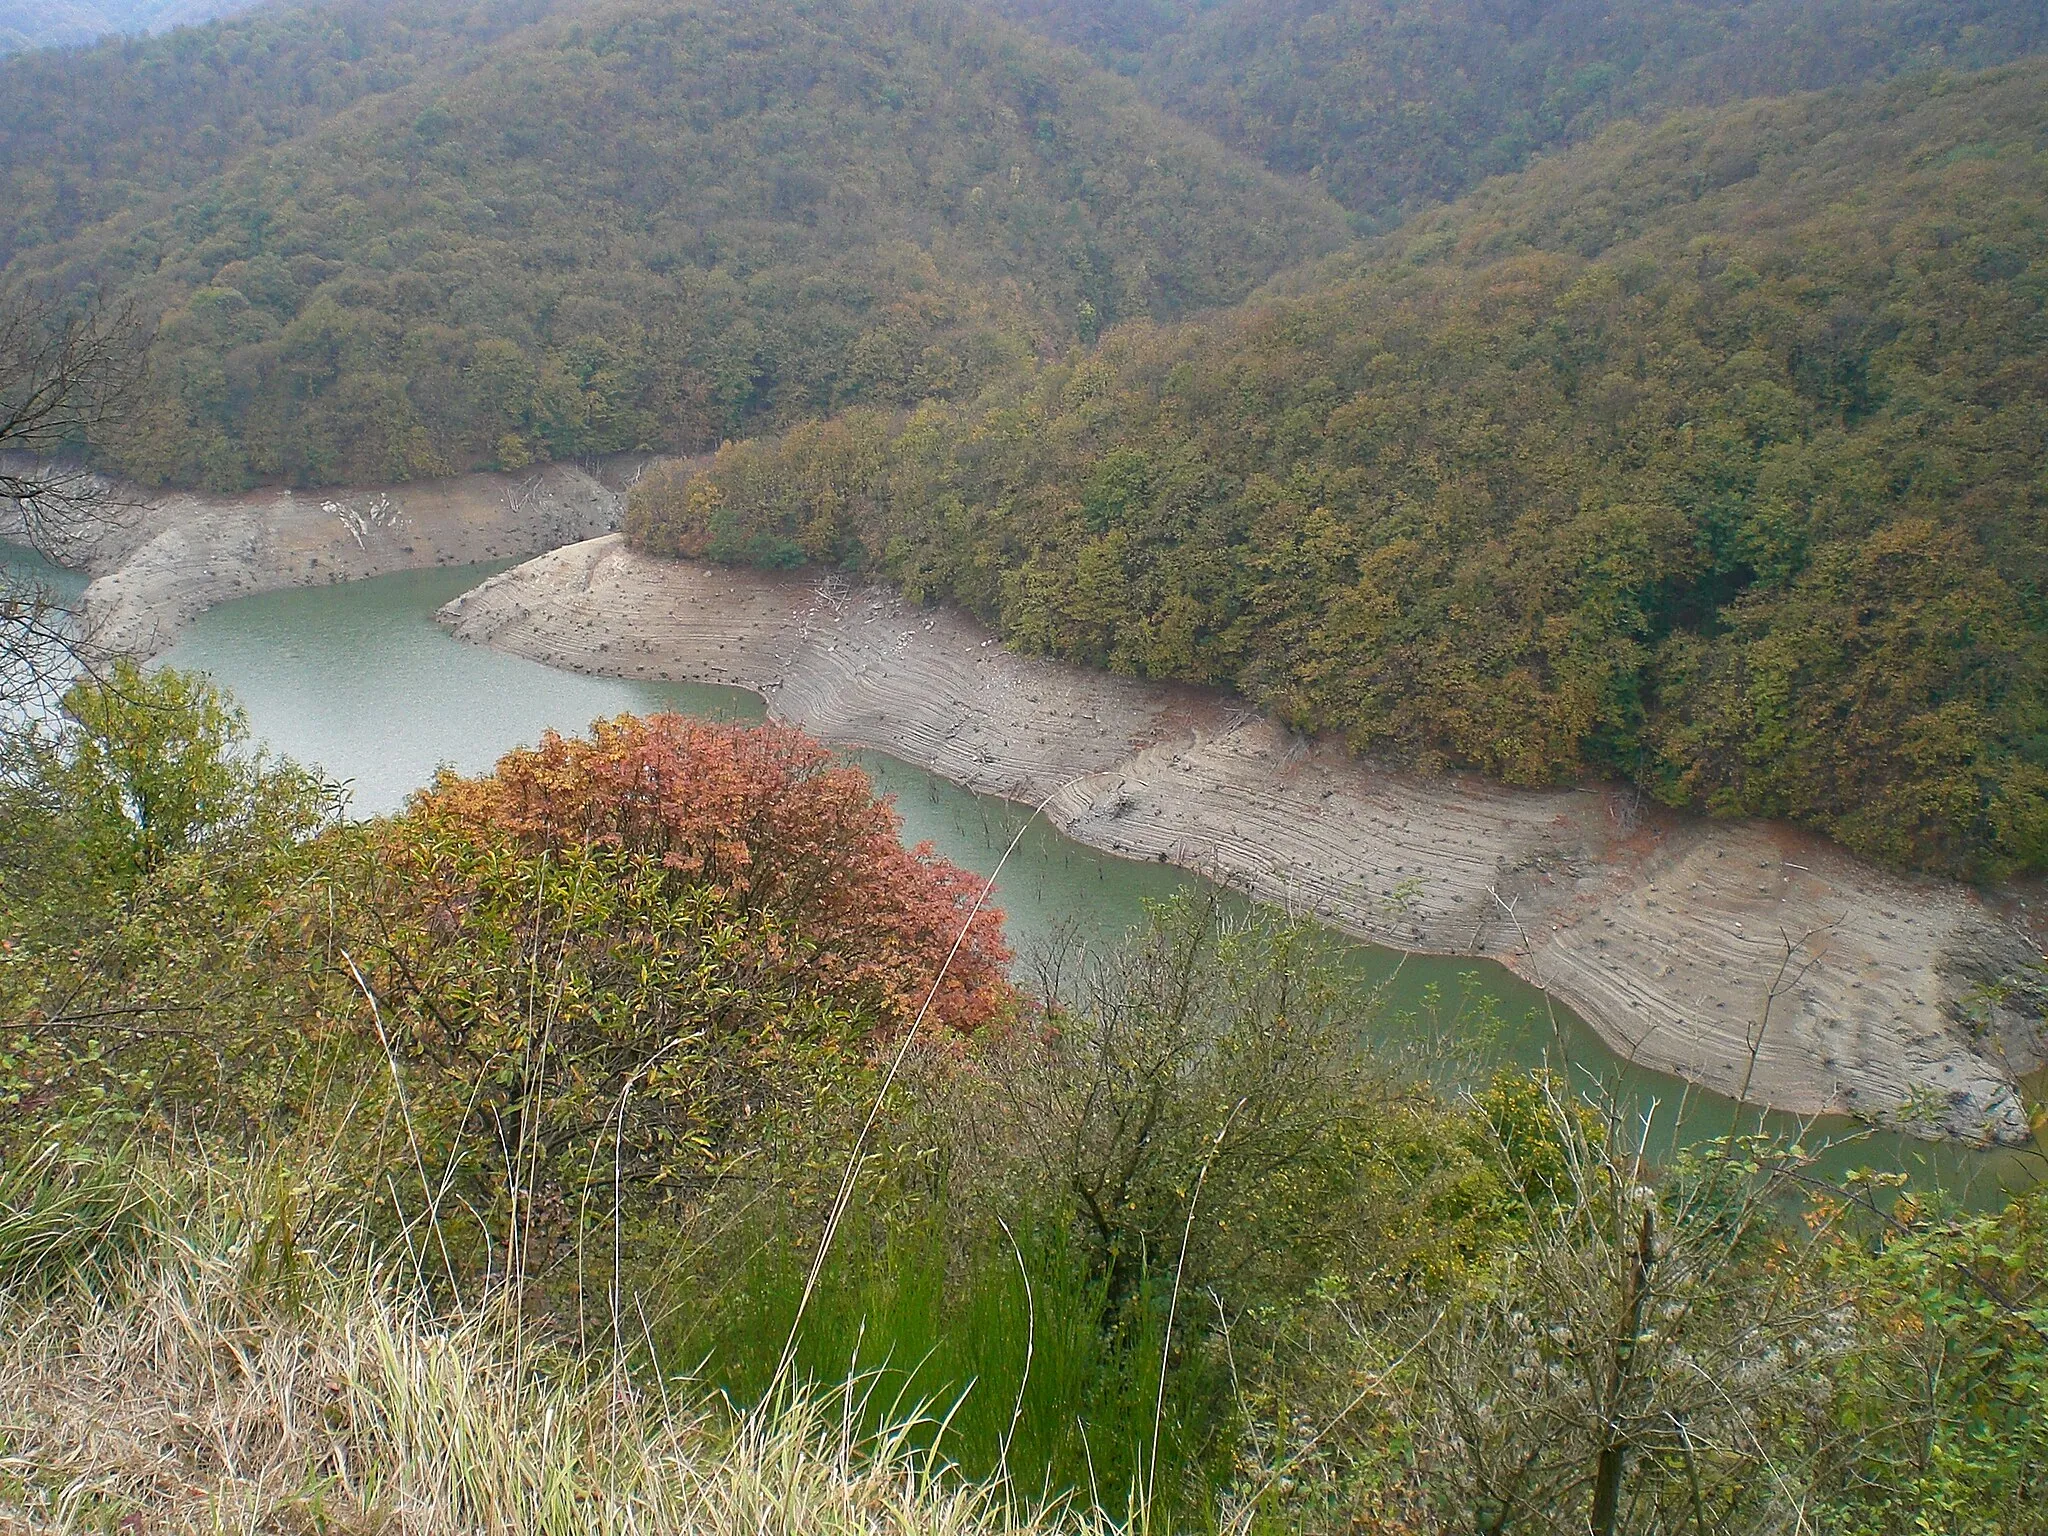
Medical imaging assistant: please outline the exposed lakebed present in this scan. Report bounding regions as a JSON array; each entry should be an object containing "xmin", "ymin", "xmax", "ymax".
[{"xmin": 138, "ymin": 560, "xmax": 2038, "ymax": 1200}]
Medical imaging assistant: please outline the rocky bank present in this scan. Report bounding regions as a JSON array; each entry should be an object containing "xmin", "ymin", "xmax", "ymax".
[
  {"xmin": 71, "ymin": 465, "xmax": 627, "ymax": 656},
  {"xmin": 440, "ymin": 535, "xmax": 2048, "ymax": 1144}
]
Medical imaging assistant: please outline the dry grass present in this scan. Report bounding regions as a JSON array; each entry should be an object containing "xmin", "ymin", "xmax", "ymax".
[{"xmin": 0, "ymin": 1160, "xmax": 1098, "ymax": 1536}]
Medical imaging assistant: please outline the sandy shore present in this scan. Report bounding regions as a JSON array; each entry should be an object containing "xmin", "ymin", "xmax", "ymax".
[
  {"xmin": 440, "ymin": 535, "xmax": 2048, "ymax": 1144},
  {"xmin": 69, "ymin": 465, "xmax": 628, "ymax": 656}
]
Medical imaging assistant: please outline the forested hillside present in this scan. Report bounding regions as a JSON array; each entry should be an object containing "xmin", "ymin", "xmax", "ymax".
[
  {"xmin": 0, "ymin": 0, "xmax": 561, "ymax": 260},
  {"xmin": 628, "ymin": 64, "xmax": 2048, "ymax": 877},
  {"xmin": 989, "ymin": 0, "xmax": 2048, "ymax": 225},
  {"xmin": 0, "ymin": 0, "xmax": 1342, "ymax": 487},
  {"xmin": 9, "ymin": 0, "xmax": 2042, "ymax": 490}
]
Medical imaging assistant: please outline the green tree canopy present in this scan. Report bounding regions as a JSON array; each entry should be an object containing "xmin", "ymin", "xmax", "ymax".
[
  {"xmin": 990, "ymin": 0, "xmax": 2048, "ymax": 225},
  {"xmin": 630, "ymin": 64, "xmax": 2048, "ymax": 877},
  {"xmin": 0, "ymin": 0, "xmax": 1342, "ymax": 488}
]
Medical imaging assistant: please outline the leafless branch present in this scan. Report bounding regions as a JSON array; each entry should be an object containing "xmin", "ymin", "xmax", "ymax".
[{"xmin": 1, "ymin": 281, "xmax": 148, "ymax": 715}]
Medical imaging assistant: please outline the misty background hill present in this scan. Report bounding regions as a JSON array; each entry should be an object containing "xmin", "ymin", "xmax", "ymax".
[{"xmin": 0, "ymin": 0, "xmax": 253, "ymax": 52}]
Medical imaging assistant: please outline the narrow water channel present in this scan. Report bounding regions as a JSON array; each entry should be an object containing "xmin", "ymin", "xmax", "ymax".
[{"xmin": 13, "ymin": 553, "xmax": 2018, "ymax": 1202}]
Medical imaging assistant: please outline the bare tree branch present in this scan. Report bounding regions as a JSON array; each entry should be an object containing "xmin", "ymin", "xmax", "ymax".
[{"xmin": 1, "ymin": 280, "xmax": 147, "ymax": 716}]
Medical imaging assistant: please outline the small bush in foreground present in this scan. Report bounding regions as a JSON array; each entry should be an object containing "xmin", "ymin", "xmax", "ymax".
[{"xmin": 417, "ymin": 713, "xmax": 1013, "ymax": 1032}]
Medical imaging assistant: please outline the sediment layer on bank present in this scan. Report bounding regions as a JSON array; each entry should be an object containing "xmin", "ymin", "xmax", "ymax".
[
  {"xmin": 75, "ymin": 465, "xmax": 627, "ymax": 658},
  {"xmin": 440, "ymin": 535, "xmax": 2047, "ymax": 1145}
]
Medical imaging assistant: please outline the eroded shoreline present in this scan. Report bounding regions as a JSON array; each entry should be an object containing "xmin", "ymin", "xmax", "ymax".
[
  {"xmin": 48, "ymin": 467, "xmax": 2047, "ymax": 1145},
  {"xmin": 439, "ymin": 535, "xmax": 2047, "ymax": 1144},
  {"xmin": 69, "ymin": 465, "xmax": 628, "ymax": 657}
]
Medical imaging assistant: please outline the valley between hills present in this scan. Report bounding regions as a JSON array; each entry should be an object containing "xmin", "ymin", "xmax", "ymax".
[
  {"xmin": 12, "ymin": 0, "xmax": 2048, "ymax": 1523},
  {"xmin": 70, "ymin": 470, "xmax": 2047, "ymax": 1142}
]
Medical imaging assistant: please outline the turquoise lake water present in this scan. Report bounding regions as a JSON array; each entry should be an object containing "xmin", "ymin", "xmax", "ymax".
[{"xmin": 7, "ymin": 546, "xmax": 2032, "ymax": 1199}]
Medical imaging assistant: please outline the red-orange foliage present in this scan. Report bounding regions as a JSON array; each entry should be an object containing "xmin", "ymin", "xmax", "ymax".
[{"xmin": 415, "ymin": 714, "xmax": 1013, "ymax": 1032}]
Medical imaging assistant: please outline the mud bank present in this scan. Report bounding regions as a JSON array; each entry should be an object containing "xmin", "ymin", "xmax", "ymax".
[
  {"xmin": 74, "ymin": 465, "xmax": 626, "ymax": 658},
  {"xmin": 441, "ymin": 535, "xmax": 2048, "ymax": 1144}
]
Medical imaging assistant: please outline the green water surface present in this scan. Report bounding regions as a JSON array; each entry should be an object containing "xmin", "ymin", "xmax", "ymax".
[{"xmin": 137, "ymin": 562, "xmax": 2041, "ymax": 1202}]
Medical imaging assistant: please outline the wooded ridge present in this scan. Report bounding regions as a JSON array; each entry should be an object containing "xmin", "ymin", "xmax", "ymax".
[
  {"xmin": 2, "ymin": 0, "xmax": 1344, "ymax": 486},
  {"xmin": 626, "ymin": 64, "xmax": 2048, "ymax": 877}
]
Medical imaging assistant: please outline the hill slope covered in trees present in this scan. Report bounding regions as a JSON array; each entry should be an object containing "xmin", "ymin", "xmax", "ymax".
[
  {"xmin": 10, "ymin": 0, "xmax": 2043, "ymax": 486},
  {"xmin": 628, "ymin": 63, "xmax": 2048, "ymax": 877},
  {"xmin": 989, "ymin": 0, "xmax": 2048, "ymax": 226},
  {"xmin": 0, "ymin": 0, "xmax": 560, "ymax": 260},
  {"xmin": 0, "ymin": 0, "xmax": 1343, "ymax": 488}
]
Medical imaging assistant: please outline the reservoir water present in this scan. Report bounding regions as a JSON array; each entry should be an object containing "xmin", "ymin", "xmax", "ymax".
[{"xmin": 20, "ymin": 553, "xmax": 2027, "ymax": 1201}]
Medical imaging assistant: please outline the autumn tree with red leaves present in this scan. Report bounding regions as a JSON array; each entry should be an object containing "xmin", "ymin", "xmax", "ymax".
[{"xmin": 416, "ymin": 714, "xmax": 1013, "ymax": 1033}]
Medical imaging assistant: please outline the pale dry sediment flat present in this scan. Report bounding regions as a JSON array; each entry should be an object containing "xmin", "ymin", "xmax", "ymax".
[
  {"xmin": 441, "ymin": 535, "xmax": 2048, "ymax": 1144},
  {"xmin": 74, "ymin": 465, "xmax": 627, "ymax": 657}
]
